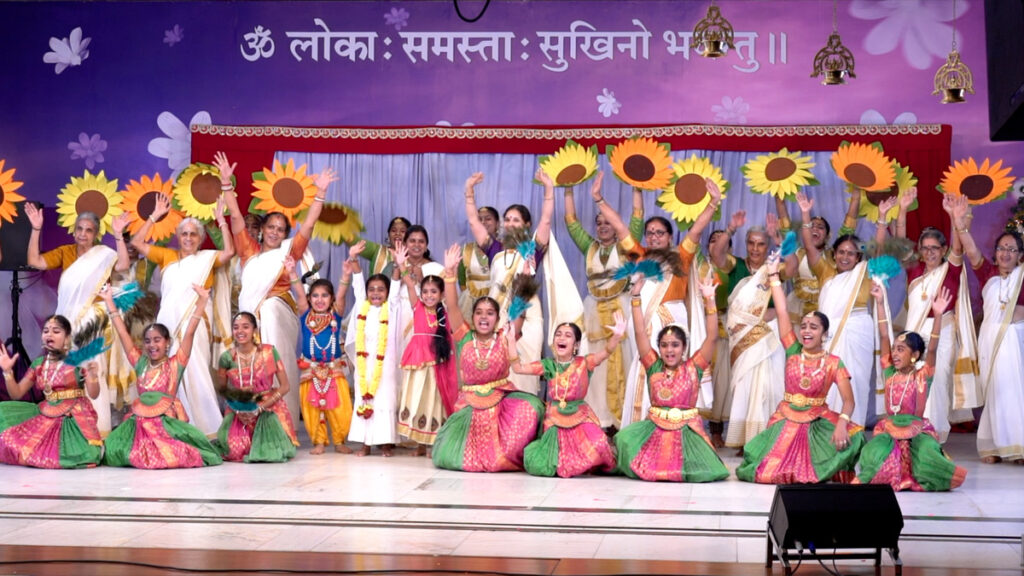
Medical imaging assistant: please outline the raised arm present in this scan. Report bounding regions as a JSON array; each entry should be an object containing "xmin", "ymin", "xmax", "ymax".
[
  {"xmin": 796, "ymin": 191, "xmax": 821, "ymax": 267},
  {"xmin": 213, "ymin": 196, "xmax": 235, "ymax": 264},
  {"xmin": 594, "ymin": 179, "xmax": 631, "ymax": 242},
  {"xmin": 336, "ymin": 241, "xmax": 363, "ymax": 316},
  {"xmin": 870, "ymin": 281, "xmax": 891, "ymax": 361},
  {"xmin": 99, "ymin": 284, "xmax": 137, "ymax": 360},
  {"xmin": 283, "ymin": 256, "xmax": 308, "ymax": 315},
  {"xmin": 774, "ymin": 195, "xmax": 792, "ymax": 231},
  {"xmin": 874, "ymin": 196, "xmax": 897, "ymax": 254},
  {"xmin": 583, "ymin": 311, "xmax": 627, "ymax": 367},
  {"xmin": 212, "ymin": 151, "xmax": 244, "ymax": 236},
  {"xmin": 629, "ymin": 278, "xmax": 653, "ymax": 360},
  {"xmin": 694, "ymin": 269, "xmax": 719, "ymax": 366},
  {"xmin": 296, "ymin": 167, "xmax": 336, "ymax": 240},
  {"xmin": 25, "ymin": 203, "xmax": 47, "ymax": 270},
  {"xmin": 176, "ymin": 285, "xmax": 211, "ymax": 365},
  {"xmin": 111, "ymin": 213, "xmax": 132, "ymax": 272},
  {"xmin": 392, "ymin": 241, "xmax": 419, "ymax": 304},
  {"xmin": 712, "ymin": 209, "xmax": 743, "ymax": 267},
  {"xmin": 534, "ymin": 167, "xmax": 555, "ymax": 247},
  {"xmin": 464, "ymin": 172, "xmax": 491, "ymax": 248},
  {"xmin": 950, "ymin": 196, "xmax": 981, "ymax": 267},
  {"xmin": 766, "ymin": 252, "xmax": 792, "ymax": 343},
  {"xmin": 895, "ymin": 186, "xmax": 916, "ymax": 239},
  {"xmin": 442, "ymin": 243, "xmax": 466, "ymax": 332},
  {"xmin": 684, "ymin": 177, "xmax": 723, "ymax": 246},
  {"xmin": 0, "ymin": 342, "xmax": 32, "ymax": 400},
  {"xmin": 925, "ymin": 287, "xmax": 952, "ymax": 370},
  {"xmin": 129, "ymin": 194, "xmax": 172, "ymax": 260},
  {"xmin": 942, "ymin": 194, "xmax": 964, "ymax": 260}
]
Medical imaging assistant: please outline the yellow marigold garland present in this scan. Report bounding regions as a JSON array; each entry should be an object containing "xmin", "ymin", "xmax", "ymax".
[{"xmin": 355, "ymin": 299, "xmax": 389, "ymax": 419}]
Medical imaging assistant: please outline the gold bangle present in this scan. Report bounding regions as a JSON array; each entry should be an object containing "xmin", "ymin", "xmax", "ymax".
[
  {"xmin": 443, "ymin": 276, "xmax": 456, "ymax": 284},
  {"xmin": 839, "ymin": 413, "xmax": 851, "ymax": 422},
  {"xmin": 878, "ymin": 318, "xmax": 888, "ymax": 324},
  {"xmin": 770, "ymin": 280, "xmax": 782, "ymax": 287},
  {"xmin": 339, "ymin": 279, "xmax": 351, "ymax": 286},
  {"xmin": 930, "ymin": 332, "xmax": 941, "ymax": 339}
]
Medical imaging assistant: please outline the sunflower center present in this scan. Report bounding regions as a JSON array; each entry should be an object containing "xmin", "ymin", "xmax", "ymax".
[
  {"xmin": 866, "ymin": 188, "xmax": 897, "ymax": 206},
  {"xmin": 844, "ymin": 163, "xmax": 877, "ymax": 188},
  {"xmin": 556, "ymin": 164, "xmax": 587, "ymax": 186},
  {"xmin": 960, "ymin": 174, "xmax": 994, "ymax": 201},
  {"xmin": 76, "ymin": 189, "xmax": 109, "ymax": 218},
  {"xmin": 623, "ymin": 154, "xmax": 655, "ymax": 182},
  {"xmin": 272, "ymin": 178, "xmax": 305, "ymax": 208},
  {"xmin": 765, "ymin": 157, "xmax": 797, "ymax": 182},
  {"xmin": 191, "ymin": 174, "xmax": 220, "ymax": 205},
  {"xmin": 674, "ymin": 174, "xmax": 707, "ymax": 205},
  {"xmin": 137, "ymin": 191, "xmax": 167, "ymax": 222},
  {"xmin": 319, "ymin": 205, "xmax": 348, "ymax": 224}
]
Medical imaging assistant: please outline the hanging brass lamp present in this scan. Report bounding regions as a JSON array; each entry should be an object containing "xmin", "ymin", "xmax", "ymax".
[
  {"xmin": 933, "ymin": 0, "xmax": 973, "ymax": 103},
  {"xmin": 693, "ymin": 2, "xmax": 734, "ymax": 58},
  {"xmin": 811, "ymin": 0, "xmax": 856, "ymax": 85}
]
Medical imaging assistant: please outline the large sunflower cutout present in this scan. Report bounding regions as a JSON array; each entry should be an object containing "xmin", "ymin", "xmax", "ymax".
[
  {"xmin": 56, "ymin": 170, "xmax": 122, "ymax": 236},
  {"xmin": 657, "ymin": 155, "xmax": 728, "ymax": 227},
  {"xmin": 859, "ymin": 160, "xmax": 917, "ymax": 223},
  {"xmin": 741, "ymin": 148, "xmax": 817, "ymax": 200},
  {"xmin": 538, "ymin": 140, "xmax": 599, "ymax": 188},
  {"xmin": 831, "ymin": 141, "xmax": 895, "ymax": 192},
  {"xmin": 938, "ymin": 157, "xmax": 1015, "ymax": 205},
  {"xmin": 173, "ymin": 163, "xmax": 224, "ymax": 222},
  {"xmin": 606, "ymin": 137, "xmax": 674, "ymax": 190},
  {"xmin": 250, "ymin": 159, "xmax": 317, "ymax": 223},
  {"xmin": 0, "ymin": 159, "xmax": 26, "ymax": 227},
  {"xmin": 120, "ymin": 173, "xmax": 183, "ymax": 242},
  {"xmin": 299, "ymin": 202, "xmax": 365, "ymax": 245}
]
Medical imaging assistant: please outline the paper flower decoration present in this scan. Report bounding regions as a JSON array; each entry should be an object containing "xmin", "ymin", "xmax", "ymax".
[
  {"xmin": 301, "ymin": 202, "xmax": 364, "ymax": 245},
  {"xmin": 538, "ymin": 140, "xmax": 599, "ymax": 187},
  {"xmin": 831, "ymin": 142, "xmax": 895, "ymax": 192},
  {"xmin": 56, "ymin": 170, "xmax": 122, "ymax": 236},
  {"xmin": 173, "ymin": 163, "xmax": 223, "ymax": 222},
  {"xmin": 657, "ymin": 155, "xmax": 728, "ymax": 227},
  {"xmin": 120, "ymin": 173, "xmax": 183, "ymax": 242},
  {"xmin": 606, "ymin": 137, "xmax": 673, "ymax": 190},
  {"xmin": 741, "ymin": 148, "xmax": 817, "ymax": 200},
  {"xmin": 859, "ymin": 160, "xmax": 917, "ymax": 224},
  {"xmin": 938, "ymin": 158, "xmax": 1015, "ymax": 206},
  {"xmin": 250, "ymin": 159, "xmax": 318, "ymax": 223},
  {"xmin": 0, "ymin": 159, "xmax": 26, "ymax": 227}
]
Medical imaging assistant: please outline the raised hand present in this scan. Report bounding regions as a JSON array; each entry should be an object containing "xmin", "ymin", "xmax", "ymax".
[
  {"xmin": 391, "ymin": 241, "xmax": 408, "ymax": 268},
  {"xmin": 214, "ymin": 196, "xmax": 227, "ymax": 223},
  {"xmin": 932, "ymin": 286, "xmax": 952, "ymax": 317},
  {"xmin": 702, "ymin": 177, "xmax": 721, "ymax": 205},
  {"xmin": 590, "ymin": 171, "xmax": 604, "ymax": 201},
  {"xmin": 282, "ymin": 255, "xmax": 297, "ymax": 276},
  {"xmin": 111, "ymin": 212, "xmax": 130, "ymax": 235},
  {"xmin": 535, "ymin": 167, "xmax": 554, "ymax": 188},
  {"xmin": 348, "ymin": 239, "xmax": 366, "ymax": 261},
  {"xmin": 443, "ymin": 243, "xmax": 461, "ymax": 272},
  {"xmin": 465, "ymin": 172, "xmax": 484, "ymax": 194},
  {"xmin": 766, "ymin": 249, "xmax": 781, "ymax": 276},
  {"xmin": 941, "ymin": 193, "xmax": 955, "ymax": 216},
  {"xmin": 629, "ymin": 275, "xmax": 646, "ymax": 297},
  {"xmin": 25, "ymin": 203, "xmax": 43, "ymax": 230},
  {"xmin": 951, "ymin": 194, "xmax": 970, "ymax": 227},
  {"xmin": 313, "ymin": 167, "xmax": 338, "ymax": 191},
  {"xmin": 766, "ymin": 213, "xmax": 779, "ymax": 241},
  {"xmin": 729, "ymin": 210, "xmax": 746, "ymax": 231},
  {"xmin": 84, "ymin": 362, "xmax": 100, "ymax": 384},
  {"xmin": 606, "ymin": 310, "xmax": 627, "ymax": 338},
  {"xmin": 192, "ymin": 283, "xmax": 211, "ymax": 303},
  {"xmin": 877, "ymin": 196, "xmax": 898, "ymax": 221},
  {"xmin": 0, "ymin": 343, "xmax": 19, "ymax": 372},
  {"xmin": 869, "ymin": 279, "xmax": 885, "ymax": 301},
  {"xmin": 212, "ymin": 151, "xmax": 236, "ymax": 184},
  {"xmin": 99, "ymin": 283, "xmax": 115, "ymax": 306},
  {"xmin": 696, "ymin": 267, "xmax": 718, "ymax": 299},
  {"xmin": 342, "ymin": 258, "xmax": 360, "ymax": 276},
  {"xmin": 900, "ymin": 186, "xmax": 917, "ymax": 210},
  {"xmin": 796, "ymin": 191, "xmax": 814, "ymax": 214},
  {"xmin": 152, "ymin": 193, "xmax": 172, "ymax": 221}
]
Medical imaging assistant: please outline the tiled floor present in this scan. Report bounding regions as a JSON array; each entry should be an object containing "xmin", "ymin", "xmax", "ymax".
[{"xmin": 0, "ymin": 432, "xmax": 1020, "ymax": 571}]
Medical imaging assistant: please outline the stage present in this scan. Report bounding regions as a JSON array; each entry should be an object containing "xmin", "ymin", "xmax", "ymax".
[{"xmin": 0, "ymin": 432, "xmax": 1020, "ymax": 575}]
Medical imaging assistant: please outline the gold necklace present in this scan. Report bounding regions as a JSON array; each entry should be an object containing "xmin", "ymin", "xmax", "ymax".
[
  {"xmin": 472, "ymin": 334, "xmax": 497, "ymax": 371},
  {"xmin": 799, "ymin": 351, "xmax": 826, "ymax": 390}
]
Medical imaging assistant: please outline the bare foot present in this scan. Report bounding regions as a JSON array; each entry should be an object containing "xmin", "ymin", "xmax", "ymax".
[
  {"xmin": 357, "ymin": 445, "xmax": 371, "ymax": 457},
  {"xmin": 734, "ymin": 448, "xmax": 744, "ymax": 457},
  {"xmin": 335, "ymin": 444, "xmax": 353, "ymax": 454},
  {"xmin": 310, "ymin": 445, "xmax": 325, "ymax": 455},
  {"xmin": 426, "ymin": 447, "xmax": 432, "ymax": 458},
  {"xmin": 415, "ymin": 444, "xmax": 427, "ymax": 457},
  {"xmin": 381, "ymin": 444, "xmax": 393, "ymax": 458},
  {"xmin": 981, "ymin": 455, "xmax": 1001, "ymax": 464},
  {"xmin": 711, "ymin": 434, "xmax": 725, "ymax": 449}
]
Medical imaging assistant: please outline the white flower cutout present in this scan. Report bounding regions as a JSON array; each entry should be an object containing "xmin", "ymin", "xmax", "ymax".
[
  {"xmin": 597, "ymin": 88, "xmax": 621, "ymax": 118},
  {"xmin": 851, "ymin": 0, "xmax": 967, "ymax": 70},
  {"xmin": 147, "ymin": 110, "xmax": 212, "ymax": 179},
  {"xmin": 42, "ymin": 27, "xmax": 91, "ymax": 74},
  {"xmin": 859, "ymin": 109, "xmax": 918, "ymax": 125},
  {"xmin": 711, "ymin": 96, "xmax": 750, "ymax": 124},
  {"xmin": 435, "ymin": 120, "xmax": 475, "ymax": 127},
  {"xmin": 1012, "ymin": 178, "xmax": 1024, "ymax": 200}
]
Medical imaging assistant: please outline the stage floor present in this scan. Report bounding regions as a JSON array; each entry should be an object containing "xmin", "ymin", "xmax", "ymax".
[{"xmin": 0, "ymin": 432, "xmax": 1020, "ymax": 572}]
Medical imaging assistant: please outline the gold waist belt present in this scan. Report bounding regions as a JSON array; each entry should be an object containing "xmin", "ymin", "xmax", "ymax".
[
  {"xmin": 462, "ymin": 378, "xmax": 508, "ymax": 394},
  {"xmin": 46, "ymin": 388, "xmax": 85, "ymax": 401},
  {"xmin": 784, "ymin": 392, "xmax": 826, "ymax": 407},
  {"xmin": 648, "ymin": 406, "xmax": 698, "ymax": 422}
]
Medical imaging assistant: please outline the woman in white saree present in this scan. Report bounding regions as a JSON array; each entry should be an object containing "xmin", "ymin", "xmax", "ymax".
[
  {"xmin": 798, "ymin": 191, "xmax": 892, "ymax": 426},
  {"xmin": 955, "ymin": 198, "xmax": 1024, "ymax": 464},
  {"xmin": 217, "ymin": 152, "xmax": 336, "ymax": 424},
  {"xmin": 893, "ymin": 191, "xmax": 979, "ymax": 442},
  {"xmin": 595, "ymin": 179, "xmax": 718, "ymax": 428},
  {"xmin": 463, "ymin": 169, "xmax": 558, "ymax": 397},
  {"xmin": 127, "ymin": 194, "xmax": 234, "ymax": 436},
  {"xmin": 26, "ymin": 206, "xmax": 129, "ymax": 435}
]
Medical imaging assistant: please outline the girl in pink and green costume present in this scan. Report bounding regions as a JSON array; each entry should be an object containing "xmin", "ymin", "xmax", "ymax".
[
  {"xmin": 432, "ymin": 244, "xmax": 543, "ymax": 472},
  {"xmin": 614, "ymin": 272, "xmax": 728, "ymax": 482}
]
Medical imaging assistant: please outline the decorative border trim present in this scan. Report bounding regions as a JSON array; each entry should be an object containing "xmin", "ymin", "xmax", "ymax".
[{"xmin": 192, "ymin": 123, "xmax": 945, "ymax": 140}]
